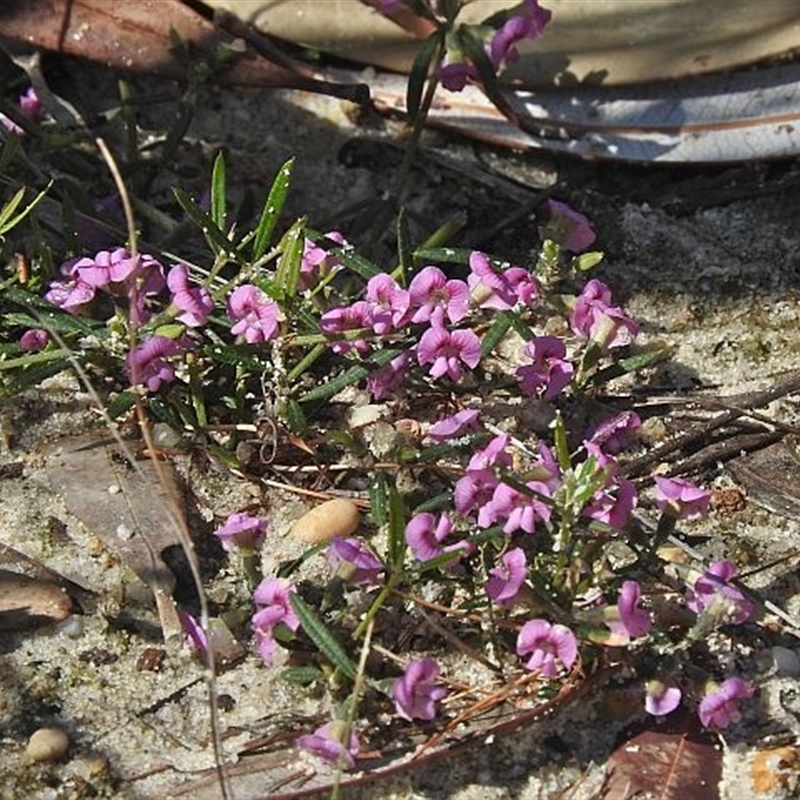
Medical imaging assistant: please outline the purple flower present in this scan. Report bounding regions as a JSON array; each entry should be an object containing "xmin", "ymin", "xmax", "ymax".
[
  {"xmin": 698, "ymin": 677, "xmax": 753, "ymax": 729},
  {"xmin": 44, "ymin": 277, "xmax": 95, "ymax": 313},
  {"xmin": 299, "ymin": 231, "xmax": 346, "ymax": 291},
  {"xmin": 408, "ymin": 266, "xmax": 470, "ymax": 326},
  {"xmin": 19, "ymin": 328, "xmax": 49, "ymax": 351},
  {"xmin": 544, "ymin": 199, "xmax": 596, "ymax": 253},
  {"xmin": 252, "ymin": 578, "xmax": 299, "ymax": 666},
  {"xmin": 320, "ymin": 301, "xmax": 373, "ymax": 355},
  {"xmin": 297, "ymin": 720, "xmax": 360, "ymax": 768},
  {"xmin": 486, "ymin": 547, "xmax": 527, "ymax": 607},
  {"xmin": 392, "ymin": 657, "xmax": 448, "ymax": 721},
  {"xmin": 0, "ymin": 87, "xmax": 42, "ymax": 134},
  {"xmin": 584, "ymin": 479, "xmax": 637, "ymax": 531},
  {"xmin": 326, "ymin": 536, "xmax": 383, "ymax": 585},
  {"xmin": 405, "ymin": 513, "xmax": 465, "ymax": 562},
  {"xmin": 516, "ymin": 619, "xmax": 578, "ymax": 677},
  {"xmin": 588, "ymin": 411, "xmax": 641, "ymax": 455},
  {"xmin": 645, "ymin": 681, "xmax": 682, "ymax": 716},
  {"xmin": 427, "ymin": 409, "xmax": 480, "ymax": 443},
  {"xmin": 608, "ymin": 580, "xmax": 651, "ymax": 640},
  {"xmin": 71, "ymin": 247, "xmax": 141, "ymax": 288},
  {"xmin": 364, "ymin": 273, "xmax": 410, "ymax": 333},
  {"xmin": 570, "ymin": 279, "xmax": 639, "ymax": 349},
  {"xmin": 468, "ymin": 434, "xmax": 512, "ymax": 472},
  {"xmin": 417, "ymin": 325, "xmax": 481, "ymax": 382},
  {"xmin": 480, "ymin": 481, "xmax": 552, "ymax": 534},
  {"xmin": 489, "ymin": 0, "xmax": 552, "ymax": 68},
  {"xmin": 227, "ymin": 284, "xmax": 280, "ymax": 344},
  {"xmin": 213, "ymin": 512, "xmax": 267, "ymax": 554},
  {"xmin": 468, "ymin": 251, "xmax": 539, "ymax": 310},
  {"xmin": 167, "ymin": 263, "xmax": 214, "ymax": 328},
  {"xmin": 516, "ymin": 336, "xmax": 574, "ymax": 399},
  {"xmin": 126, "ymin": 335, "xmax": 186, "ymax": 392},
  {"xmin": 178, "ymin": 611, "xmax": 209, "ymax": 659},
  {"xmin": 653, "ymin": 476, "xmax": 710, "ymax": 521},
  {"xmin": 454, "ymin": 469, "xmax": 499, "ymax": 517},
  {"xmin": 366, "ymin": 351, "xmax": 410, "ymax": 400},
  {"xmin": 685, "ymin": 559, "xmax": 755, "ymax": 625},
  {"xmin": 435, "ymin": 56, "xmax": 480, "ymax": 92}
]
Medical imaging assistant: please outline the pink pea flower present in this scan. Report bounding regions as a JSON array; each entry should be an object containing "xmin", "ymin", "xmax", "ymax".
[
  {"xmin": 126, "ymin": 335, "xmax": 186, "ymax": 392},
  {"xmin": 167, "ymin": 263, "xmax": 214, "ymax": 328},
  {"xmin": 467, "ymin": 251, "xmax": 539, "ymax": 310},
  {"xmin": 685, "ymin": 559, "xmax": 755, "ymax": 625},
  {"xmin": 607, "ymin": 580, "xmax": 651, "ymax": 640},
  {"xmin": 645, "ymin": 681, "xmax": 682, "ymax": 716},
  {"xmin": 468, "ymin": 433, "xmax": 512, "ymax": 472},
  {"xmin": 480, "ymin": 481, "xmax": 552, "ymax": 534},
  {"xmin": 489, "ymin": 0, "xmax": 552, "ymax": 68},
  {"xmin": 584, "ymin": 478, "xmax": 638, "ymax": 531},
  {"xmin": 326, "ymin": 536, "xmax": 383, "ymax": 586},
  {"xmin": 213, "ymin": 512, "xmax": 267, "ymax": 554},
  {"xmin": 320, "ymin": 301, "xmax": 373, "ymax": 355},
  {"xmin": 653, "ymin": 476, "xmax": 710, "ymax": 521},
  {"xmin": 435, "ymin": 55, "xmax": 480, "ymax": 92},
  {"xmin": 392, "ymin": 658, "xmax": 448, "ymax": 721},
  {"xmin": 427, "ymin": 409, "xmax": 480, "ymax": 443},
  {"xmin": 516, "ymin": 335, "xmax": 574, "ymax": 400},
  {"xmin": 417, "ymin": 325, "xmax": 481, "ymax": 382},
  {"xmin": 408, "ymin": 266, "xmax": 470, "ymax": 326},
  {"xmin": 19, "ymin": 328, "xmax": 49, "ymax": 351},
  {"xmin": 517, "ymin": 619, "xmax": 578, "ymax": 677},
  {"xmin": 698, "ymin": 677, "xmax": 753, "ymax": 729},
  {"xmin": 227, "ymin": 284, "xmax": 280, "ymax": 344},
  {"xmin": 405, "ymin": 513, "xmax": 459, "ymax": 562},
  {"xmin": 364, "ymin": 273, "xmax": 411, "ymax": 333},
  {"xmin": 44, "ymin": 277, "xmax": 95, "ymax": 313},
  {"xmin": 587, "ymin": 410, "xmax": 641, "ymax": 455},
  {"xmin": 252, "ymin": 577, "xmax": 299, "ymax": 666},
  {"xmin": 545, "ymin": 199, "xmax": 597, "ymax": 253},
  {"xmin": 366, "ymin": 350, "xmax": 410, "ymax": 400},
  {"xmin": 570, "ymin": 279, "xmax": 639, "ymax": 349},
  {"xmin": 529, "ymin": 442, "xmax": 563, "ymax": 491},
  {"xmin": 299, "ymin": 231, "xmax": 347, "ymax": 291},
  {"xmin": 71, "ymin": 247, "xmax": 142, "ymax": 288},
  {"xmin": 454, "ymin": 469, "xmax": 499, "ymax": 517},
  {"xmin": 486, "ymin": 547, "xmax": 527, "ymax": 607},
  {"xmin": 178, "ymin": 611, "xmax": 209, "ymax": 660},
  {"xmin": 0, "ymin": 87, "xmax": 42, "ymax": 134},
  {"xmin": 297, "ymin": 720, "xmax": 360, "ymax": 769}
]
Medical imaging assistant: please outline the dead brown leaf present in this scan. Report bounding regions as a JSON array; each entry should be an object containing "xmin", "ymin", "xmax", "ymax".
[
  {"xmin": 603, "ymin": 710, "xmax": 722, "ymax": 800},
  {"xmin": 44, "ymin": 434, "xmax": 185, "ymax": 641}
]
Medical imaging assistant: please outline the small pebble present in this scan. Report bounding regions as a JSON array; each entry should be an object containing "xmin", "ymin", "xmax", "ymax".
[
  {"xmin": 26, "ymin": 727, "xmax": 69, "ymax": 762},
  {"xmin": 292, "ymin": 498, "xmax": 360, "ymax": 544}
]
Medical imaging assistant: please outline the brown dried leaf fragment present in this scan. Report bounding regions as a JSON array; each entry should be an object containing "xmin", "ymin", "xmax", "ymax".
[
  {"xmin": 0, "ymin": 569, "xmax": 73, "ymax": 631},
  {"xmin": 603, "ymin": 710, "xmax": 722, "ymax": 800},
  {"xmin": 44, "ymin": 434, "xmax": 185, "ymax": 641}
]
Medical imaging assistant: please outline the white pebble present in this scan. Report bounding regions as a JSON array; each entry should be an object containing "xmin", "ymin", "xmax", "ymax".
[
  {"xmin": 292, "ymin": 498, "xmax": 360, "ymax": 544},
  {"xmin": 26, "ymin": 727, "xmax": 69, "ymax": 762}
]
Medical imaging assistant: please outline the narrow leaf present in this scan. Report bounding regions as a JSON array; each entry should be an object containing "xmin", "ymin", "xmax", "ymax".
[
  {"xmin": 480, "ymin": 311, "xmax": 514, "ymax": 357},
  {"xmin": 173, "ymin": 187, "xmax": 233, "ymax": 256},
  {"xmin": 289, "ymin": 594, "xmax": 358, "ymax": 680},
  {"xmin": 386, "ymin": 478, "xmax": 406, "ymax": 567},
  {"xmin": 253, "ymin": 158, "xmax": 294, "ymax": 261},
  {"xmin": 369, "ymin": 472, "xmax": 389, "ymax": 529},
  {"xmin": 210, "ymin": 151, "xmax": 227, "ymax": 231},
  {"xmin": 275, "ymin": 220, "xmax": 305, "ymax": 300},
  {"xmin": 299, "ymin": 362, "xmax": 371, "ymax": 404},
  {"xmin": 412, "ymin": 246, "xmax": 472, "ymax": 264},
  {"xmin": 407, "ymin": 32, "xmax": 442, "ymax": 118}
]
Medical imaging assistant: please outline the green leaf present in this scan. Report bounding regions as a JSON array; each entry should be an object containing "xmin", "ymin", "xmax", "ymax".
[
  {"xmin": 0, "ymin": 182, "xmax": 51, "ymax": 238},
  {"xmin": 574, "ymin": 251, "xmax": 604, "ymax": 272},
  {"xmin": 280, "ymin": 666, "xmax": 325, "ymax": 686},
  {"xmin": 396, "ymin": 207, "xmax": 412, "ymax": 281},
  {"xmin": 412, "ymin": 246, "xmax": 472, "ymax": 264},
  {"xmin": 480, "ymin": 311, "xmax": 514, "ymax": 357},
  {"xmin": 586, "ymin": 347, "xmax": 669, "ymax": 387},
  {"xmin": 282, "ymin": 398, "xmax": 307, "ymax": 434},
  {"xmin": 173, "ymin": 187, "xmax": 234, "ymax": 256},
  {"xmin": 407, "ymin": 32, "xmax": 443, "ymax": 118},
  {"xmin": 275, "ymin": 219, "xmax": 305, "ymax": 300},
  {"xmin": 252, "ymin": 158, "xmax": 294, "ymax": 261},
  {"xmin": 210, "ymin": 151, "xmax": 227, "ymax": 232},
  {"xmin": 289, "ymin": 594, "xmax": 358, "ymax": 680},
  {"xmin": 369, "ymin": 472, "xmax": 389, "ymax": 528},
  {"xmin": 331, "ymin": 247, "xmax": 381, "ymax": 280},
  {"xmin": 298, "ymin": 362, "xmax": 371, "ymax": 404},
  {"xmin": 386, "ymin": 478, "xmax": 406, "ymax": 567},
  {"xmin": 3, "ymin": 308, "xmax": 100, "ymax": 336},
  {"xmin": 0, "ymin": 359, "xmax": 70, "ymax": 399}
]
